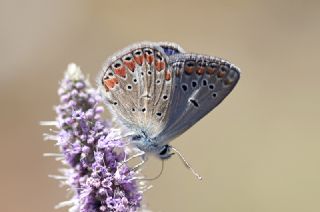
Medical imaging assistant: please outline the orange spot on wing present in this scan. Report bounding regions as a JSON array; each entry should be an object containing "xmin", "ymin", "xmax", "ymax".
[
  {"xmin": 103, "ymin": 77, "xmax": 118, "ymax": 90},
  {"xmin": 134, "ymin": 55, "xmax": 143, "ymax": 65},
  {"xmin": 165, "ymin": 71, "xmax": 171, "ymax": 81},
  {"xmin": 145, "ymin": 54, "xmax": 154, "ymax": 64},
  {"xmin": 124, "ymin": 60, "xmax": 136, "ymax": 72},
  {"xmin": 114, "ymin": 66, "xmax": 126, "ymax": 78},
  {"xmin": 206, "ymin": 67, "xmax": 217, "ymax": 75},
  {"xmin": 103, "ymin": 82, "xmax": 109, "ymax": 91},
  {"xmin": 184, "ymin": 66, "xmax": 194, "ymax": 75},
  {"xmin": 217, "ymin": 70, "xmax": 226, "ymax": 78},
  {"xmin": 155, "ymin": 60, "xmax": 165, "ymax": 71},
  {"xmin": 196, "ymin": 67, "xmax": 205, "ymax": 75}
]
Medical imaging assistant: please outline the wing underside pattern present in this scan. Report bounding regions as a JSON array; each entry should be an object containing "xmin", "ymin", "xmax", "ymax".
[
  {"xmin": 156, "ymin": 53, "xmax": 240, "ymax": 144},
  {"xmin": 98, "ymin": 42, "xmax": 177, "ymax": 137}
]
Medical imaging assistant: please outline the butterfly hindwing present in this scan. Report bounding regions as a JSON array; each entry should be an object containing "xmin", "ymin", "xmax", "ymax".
[
  {"xmin": 98, "ymin": 42, "xmax": 178, "ymax": 137},
  {"xmin": 156, "ymin": 53, "xmax": 240, "ymax": 144}
]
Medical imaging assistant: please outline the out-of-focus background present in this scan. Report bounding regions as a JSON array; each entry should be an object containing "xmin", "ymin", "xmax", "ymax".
[{"xmin": 1, "ymin": 0, "xmax": 320, "ymax": 211}]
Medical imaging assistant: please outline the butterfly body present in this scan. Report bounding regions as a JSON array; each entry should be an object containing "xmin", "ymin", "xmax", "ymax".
[{"xmin": 98, "ymin": 41, "xmax": 240, "ymax": 160}]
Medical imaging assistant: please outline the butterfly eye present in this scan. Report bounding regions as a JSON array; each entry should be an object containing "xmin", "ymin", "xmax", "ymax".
[{"xmin": 159, "ymin": 145, "xmax": 168, "ymax": 155}]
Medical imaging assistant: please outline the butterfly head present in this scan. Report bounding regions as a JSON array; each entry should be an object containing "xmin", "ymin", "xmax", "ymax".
[
  {"xmin": 130, "ymin": 133, "xmax": 174, "ymax": 160},
  {"xmin": 157, "ymin": 145, "xmax": 175, "ymax": 160}
]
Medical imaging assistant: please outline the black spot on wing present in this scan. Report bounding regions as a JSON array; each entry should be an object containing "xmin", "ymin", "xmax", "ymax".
[{"xmin": 189, "ymin": 99, "xmax": 199, "ymax": 108}]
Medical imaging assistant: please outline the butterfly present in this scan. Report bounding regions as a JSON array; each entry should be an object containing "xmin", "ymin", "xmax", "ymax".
[{"xmin": 98, "ymin": 41, "xmax": 240, "ymax": 176}]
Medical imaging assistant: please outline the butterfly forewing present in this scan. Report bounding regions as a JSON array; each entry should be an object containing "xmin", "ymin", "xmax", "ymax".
[
  {"xmin": 156, "ymin": 53, "xmax": 240, "ymax": 144},
  {"xmin": 98, "ymin": 42, "xmax": 176, "ymax": 137}
]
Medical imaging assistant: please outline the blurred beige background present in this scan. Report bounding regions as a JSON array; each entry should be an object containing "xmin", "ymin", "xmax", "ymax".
[{"xmin": 1, "ymin": 0, "xmax": 320, "ymax": 211}]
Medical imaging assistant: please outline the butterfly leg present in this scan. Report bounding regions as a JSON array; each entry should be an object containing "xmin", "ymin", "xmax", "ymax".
[
  {"xmin": 117, "ymin": 151, "xmax": 145, "ymax": 169},
  {"xmin": 106, "ymin": 128, "xmax": 135, "ymax": 144}
]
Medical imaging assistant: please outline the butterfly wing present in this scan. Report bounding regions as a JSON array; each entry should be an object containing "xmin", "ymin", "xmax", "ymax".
[
  {"xmin": 98, "ymin": 42, "xmax": 181, "ymax": 137},
  {"xmin": 155, "ymin": 53, "xmax": 240, "ymax": 144}
]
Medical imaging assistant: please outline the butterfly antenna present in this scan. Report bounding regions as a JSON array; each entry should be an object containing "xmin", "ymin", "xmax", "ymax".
[
  {"xmin": 171, "ymin": 146, "xmax": 202, "ymax": 180},
  {"xmin": 143, "ymin": 160, "xmax": 165, "ymax": 181}
]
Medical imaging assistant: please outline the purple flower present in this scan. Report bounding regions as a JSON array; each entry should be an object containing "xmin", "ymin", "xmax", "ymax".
[{"xmin": 42, "ymin": 64, "xmax": 145, "ymax": 212}]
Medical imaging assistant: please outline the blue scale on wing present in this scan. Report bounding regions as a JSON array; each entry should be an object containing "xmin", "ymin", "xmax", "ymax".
[
  {"xmin": 159, "ymin": 42, "xmax": 185, "ymax": 56},
  {"xmin": 162, "ymin": 47, "xmax": 180, "ymax": 56}
]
